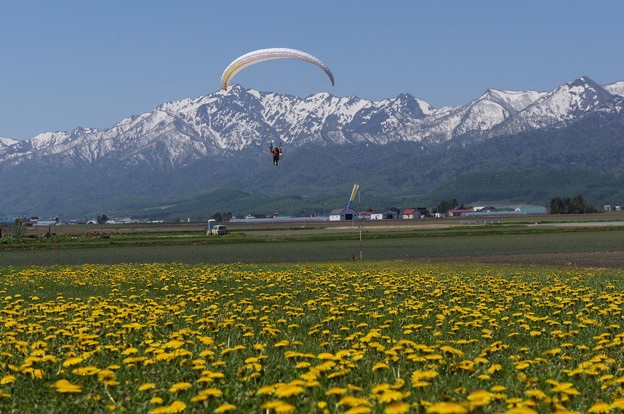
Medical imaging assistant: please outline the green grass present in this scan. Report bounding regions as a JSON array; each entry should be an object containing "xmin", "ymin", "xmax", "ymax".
[{"xmin": 2, "ymin": 227, "xmax": 624, "ymax": 267}]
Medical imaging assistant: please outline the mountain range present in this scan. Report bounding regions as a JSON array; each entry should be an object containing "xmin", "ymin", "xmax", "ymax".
[{"xmin": 1, "ymin": 75, "xmax": 624, "ymax": 219}]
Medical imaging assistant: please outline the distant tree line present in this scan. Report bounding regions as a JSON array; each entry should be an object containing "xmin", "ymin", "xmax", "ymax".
[
  {"xmin": 211, "ymin": 212, "xmax": 233, "ymax": 222},
  {"xmin": 431, "ymin": 199, "xmax": 467, "ymax": 214},
  {"xmin": 549, "ymin": 195, "xmax": 597, "ymax": 214}
]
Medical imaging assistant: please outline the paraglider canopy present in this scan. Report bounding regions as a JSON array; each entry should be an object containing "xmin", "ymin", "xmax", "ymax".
[{"xmin": 221, "ymin": 48, "xmax": 335, "ymax": 90}]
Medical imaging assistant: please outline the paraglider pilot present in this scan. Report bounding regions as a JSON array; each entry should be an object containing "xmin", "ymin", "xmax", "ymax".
[{"xmin": 270, "ymin": 144, "xmax": 282, "ymax": 166}]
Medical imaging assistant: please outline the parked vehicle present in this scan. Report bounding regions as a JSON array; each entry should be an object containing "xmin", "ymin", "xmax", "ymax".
[{"xmin": 211, "ymin": 225, "xmax": 228, "ymax": 235}]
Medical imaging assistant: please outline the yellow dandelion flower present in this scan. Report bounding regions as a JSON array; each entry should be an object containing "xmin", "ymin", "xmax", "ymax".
[
  {"xmin": 62, "ymin": 357, "xmax": 84, "ymax": 367},
  {"xmin": 611, "ymin": 399, "xmax": 624, "ymax": 409},
  {"xmin": 412, "ymin": 369, "xmax": 438, "ymax": 386},
  {"xmin": 377, "ymin": 389, "xmax": 408, "ymax": 403},
  {"xmin": 139, "ymin": 383, "xmax": 156, "ymax": 392},
  {"xmin": 466, "ymin": 390, "xmax": 493, "ymax": 406},
  {"xmin": 373, "ymin": 362, "xmax": 389, "ymax": 371},
  {"xmin": 262, "ymin": 400, "xmax": 296, "ymax": 413},
  {"xmin": 372, "ymin": 384, "xmax": 391, "ymax": 394},
  {"xmin": 0, "ymin": 390, "xmax": 11, "ymax": 398},
  {"xmin": 214, "ymin": 402, "xmax": 237, "ymax": 412},
  {"xmin": 1, "ymin": 375, "xmax": 17, "ymax": 385},
  {"xmin": 550, "ymin": 382, "xmax": 580, "ymax": 395},
  {"xmin": 525, "ymin": 389, "xmax": 547, "ymax": 399},
  {"xmin": 150, "ymin": 397, "xmax": 164, "ymax": 404},
  {"xmin": 440, "ymin": 345, "xmax": 464, "ymax": 356},
  {"xmin": 505, "ymin": 408, "xmax": 538, "ymax": 414},
  {"xmin": 162, "ymin": 339, "xmax": 185, "ymax": 349},
  {"xmin": 72, "ymin": 366, "xmax": 100, "ymax": 376},
  {"xmin": 384, "ymin": 401, "xmax": 411, "ymax": 414},
  {"xmin": 169, "ymin": 382, "xmax": 192, "ymax": 393},
  {"xmin": 543, "ymin": 348, "xmax": 561, "ymax": 356},
  {"xmin": 317, "ymin": 352, "xmax": 336, "ymax": 360},
  {"xmin": 426, "ymin": 402, "xmax": 468, "ymax": 413},
  {"xmin": 262, "ymin": 400, "xmax": 284, "ymax": 410},
  {"xmin": 337, "ymin": 395, "xmax": 372, "ymax": 408},
  {"xmin": 487, "ymin": 364, "xmax": 502, "ymax": 374},
  {"xmin": 203, "ymin": 370, "xmax": 225, "ymax": 379},
  {"xmin": 149, "ymin": 400, "xmax": 186, "ymax": 414},
  {"xmin": 588, "ymin": 402, "xmax": 611, "ymax": 413},
  {"xmin": 343, "ymin": 406, "xmax": 372, "ymax": 414},
  {"xmin": 190, "ymin": 395, "xmax": 208, "ymax": 402},
  {"xmin": 326, "ymin": 387, "xmax": 348, "ymax": 396},
  {"xmin": 31, "ymin": 369, "xmax": 44, "ymax": 379},
  {"xmin": 200, "ymin": 387, "xmax": 222, "ymax": 397},
  {"xmin": 299, "ymin": 371, "xmax": 318, "ymax": 382},
  {"xmin": 257, "ymin": 385, "xmax": 276, "ymax": 395},
  {"xmin": 53, "ymin": 379, "xmax": 83, "ymax": 393},
  {"xmin": 275, "ymin": 383, "xmax": 306, "ymax": 398},
  {"xmin": 121, "ymin": 347, "xmax": 139, "ymax": 355}
]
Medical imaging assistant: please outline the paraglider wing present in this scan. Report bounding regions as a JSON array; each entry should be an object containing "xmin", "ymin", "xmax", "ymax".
[{"xmin": 221, "ymin": 48, "xmax": 335, "ymax": 90}]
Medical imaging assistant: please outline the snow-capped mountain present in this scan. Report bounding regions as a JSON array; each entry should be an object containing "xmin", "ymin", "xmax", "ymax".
[
  {"xmin": 486, "ymin": 76, "xmax": 623, "ymax": 136},
  {"xmin": 1, "ymin": 76, "xmax": 623, "ymax": 216},
  {"xmin": 0, "ymin": 136, "xmax": 18, "ymax": 150},
  {"xmin": 1, "ymin": 76, "xmax": 622, "ymax": 166}
]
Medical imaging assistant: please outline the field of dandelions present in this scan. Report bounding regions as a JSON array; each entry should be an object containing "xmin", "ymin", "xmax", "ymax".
[{"xmin": 1, "ymin": 261, "xmax": 624, "ymax": 413}]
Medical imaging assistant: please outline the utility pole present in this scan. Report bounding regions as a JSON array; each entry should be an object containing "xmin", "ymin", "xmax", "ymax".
[{"xmin": 359, "ymin": 221, "xmax": 363, "ymax": 260}]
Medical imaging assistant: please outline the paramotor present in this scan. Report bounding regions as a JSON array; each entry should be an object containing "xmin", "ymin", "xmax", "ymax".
[{"xmin": 221, "ymin": 48, "xmax": 335, "ymax": 90}]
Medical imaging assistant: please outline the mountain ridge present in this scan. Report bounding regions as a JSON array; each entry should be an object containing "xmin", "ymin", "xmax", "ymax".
[{"xmin": 1, "ymin": 76, "xmax": 623, "ymax": 217}]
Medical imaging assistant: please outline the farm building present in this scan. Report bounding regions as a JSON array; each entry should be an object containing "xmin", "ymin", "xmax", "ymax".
[
  {"xmin": 448, "ymin": 209, "xmax": 474, "ymax": 217},
  {"xmin": 329, "ymin": 208, "xmax": 359, "ymax": 221},
  {"xmin": 401, "ymin": 208, "xmax": 427, "ymax": 219},
  {"xmin": 449, "ymin": 205, "xmax": 548, "ymax": 217},
  {"xmin": 371, "ymin": 210, "xmax": 399, "ymax": 220},
  {"xmin": 514, "ymin": 205, "xmax": 548, "ymax": 215}
]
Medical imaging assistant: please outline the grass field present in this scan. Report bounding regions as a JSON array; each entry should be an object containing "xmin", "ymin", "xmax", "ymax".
[
  {"xmin": 1, "ymin": 261, "xmax": 624, "ymax": 413},
  {"xmin": 2, "ymin": 216, "xmax": 624, "ymax": 267}
]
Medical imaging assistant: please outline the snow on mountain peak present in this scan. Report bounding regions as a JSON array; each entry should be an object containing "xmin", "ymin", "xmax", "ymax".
[
  {"xmin": 0, "ymin": 137, "xmax": 18, "ymax": 148},
  {"xmin": 604, "ymin": 81, "xmax": 624, "ymax": 97},
  {"xmin": 31, "ymin": 131, "xmax": 72, "ymax": 149},
  {"xmin": 482, "ymin": 88, "xmax": 546, "ymax": 112}
]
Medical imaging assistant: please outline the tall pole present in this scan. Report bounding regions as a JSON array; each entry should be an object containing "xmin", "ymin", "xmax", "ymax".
[{"xmin": 359, "ymin": 222, "xmax": 363, "ymax": 260}]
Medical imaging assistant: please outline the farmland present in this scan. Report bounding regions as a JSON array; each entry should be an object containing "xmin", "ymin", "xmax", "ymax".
[
  {"xmin": 1, "ymin": 214, "xmax": 624, "ymax": 267},
  {"xmin": 1, "ymin": 216, "xmax": 624, "ymax": 413}
]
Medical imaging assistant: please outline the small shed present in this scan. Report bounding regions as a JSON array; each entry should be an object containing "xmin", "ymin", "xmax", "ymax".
[
  {"xmin": 329, "ymin": 208, "xmax": 359, "ymax": 221},
  {"xmin": 371, "ymin": 210, "xmax": 399, "ymax": 220},
  {"xmin": 382, "ymin": 210, "xmax": 399, "ymax": 220}
]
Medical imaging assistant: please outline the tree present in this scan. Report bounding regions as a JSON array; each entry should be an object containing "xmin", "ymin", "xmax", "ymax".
[
  {"xmin": 435, "ymin": 199, "xmax": 458, "ymax": 214},
  {"xmin": 549, "ymin": 194, "xmax": 595, "ymax": 214},
  {"xmin": 549, "ymin": 197, "xmax": 565, "ymax": 214},
  {"xmin": 9, "ymin": 218, "xmax": 25, "ymax": 239},
  {"xmin": 97, "ymin": 214, "xmax": 108, "ymax": 224}
]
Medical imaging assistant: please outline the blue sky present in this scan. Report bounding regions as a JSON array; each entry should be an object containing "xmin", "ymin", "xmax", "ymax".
[{"xmin": 1, "ymin": 0, "xmax": 623, "ymax": 140}]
